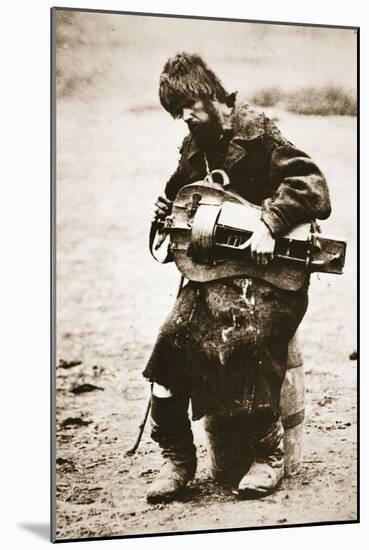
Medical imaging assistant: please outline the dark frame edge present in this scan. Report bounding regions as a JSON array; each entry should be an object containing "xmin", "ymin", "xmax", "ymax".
[
  {"xmin": 54, "ymin": 519, "xmax": 359, "ymax": 544},
  {"xmin": 356, "ymin": 25, "xmax": 360, "ymax": 524},
  {"xmin": 50, "ymin": 6, "xmax": 57, "ymax": 544},
  {"xmin": 52, "ymin": 5, "xmax": 358, "ymax": 31}
]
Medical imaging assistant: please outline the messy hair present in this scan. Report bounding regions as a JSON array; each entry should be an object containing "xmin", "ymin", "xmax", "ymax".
[{"xmin": 159, "ymin": 52, "xmax": 235, "ymax": 118}]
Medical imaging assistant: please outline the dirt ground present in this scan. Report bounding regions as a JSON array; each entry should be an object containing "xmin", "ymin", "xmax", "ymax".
[{"xmin": 55, "ymin": 100, "xmax": 357, "ymax": 540}]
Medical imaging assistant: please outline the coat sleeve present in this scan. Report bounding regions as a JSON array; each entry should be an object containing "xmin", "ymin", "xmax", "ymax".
[{"xmin": 261, "ymin": 141, "xmax": 331, "ymax": 237}]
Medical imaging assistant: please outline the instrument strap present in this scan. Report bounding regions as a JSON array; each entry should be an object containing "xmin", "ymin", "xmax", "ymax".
[
  {"xmin": 149, "ymin": 221, "xmax": 172, "ymax": 263},
  {"xmin": 204, "ymin": 153, "xmax": 212, "ymax": 179}
]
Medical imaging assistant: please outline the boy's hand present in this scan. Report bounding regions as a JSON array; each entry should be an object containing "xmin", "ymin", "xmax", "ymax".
[
  {"xmin": 243, "ymin": 220, "xmax": 275, "ymax": 265},
  {"xmin": 152, "ymin": 195, "xmax": 172, "ymax": 222}
]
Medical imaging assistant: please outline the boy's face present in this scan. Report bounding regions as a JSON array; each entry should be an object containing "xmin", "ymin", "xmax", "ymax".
[
  {"xmin": 180, "ymin": 98, "xmax": 222, "ymax": 146},
  {"xmin": 181, "ymin": 99, "xmax": 211, "ymax": 128}
]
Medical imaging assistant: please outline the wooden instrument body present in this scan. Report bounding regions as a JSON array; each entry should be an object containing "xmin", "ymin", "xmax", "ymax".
[{"xmin": 160, "ymin": 176, "xmax": 346, "ymax": 291}]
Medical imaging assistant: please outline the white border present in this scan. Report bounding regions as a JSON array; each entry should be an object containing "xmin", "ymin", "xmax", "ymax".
[{"xmin": 1, "ymin": 1, "xmax": 366, "ymax": 548}]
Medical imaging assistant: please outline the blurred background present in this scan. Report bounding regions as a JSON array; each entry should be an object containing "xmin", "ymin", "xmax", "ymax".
[
  {"xmin": 56, "ymin": 11, "xmax": 357, "ymax": 114},
  {"xmin": 54, "ymin": 10, "xmax": 357, "ymax": 540}
]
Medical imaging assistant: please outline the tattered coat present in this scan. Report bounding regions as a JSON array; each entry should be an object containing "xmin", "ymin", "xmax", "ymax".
[{"xmin": 143, "ymin": 102, "xmax": 331, "ymax": 422}]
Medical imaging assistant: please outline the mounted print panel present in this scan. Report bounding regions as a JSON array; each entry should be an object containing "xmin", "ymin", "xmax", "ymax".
[{"xmin": 51, "ymin": 7, "xmax": 358, "ymax": 542}]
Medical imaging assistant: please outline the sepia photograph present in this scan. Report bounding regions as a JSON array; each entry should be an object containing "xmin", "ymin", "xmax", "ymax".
[{"xmin": 51, "ymin": 7, "xmax": 358, "ymax": 542}]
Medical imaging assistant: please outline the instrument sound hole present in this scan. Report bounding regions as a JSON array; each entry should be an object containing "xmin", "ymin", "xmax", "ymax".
[
  {"xmin": 215, "ymin": 227, "xmax": 249, "ymax": 248},
  {"xmin": 275, "ymin": 240, "xmax": 308, "ymax": 260}
]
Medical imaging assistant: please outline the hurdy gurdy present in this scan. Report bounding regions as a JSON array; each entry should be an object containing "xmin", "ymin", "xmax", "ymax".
[{"xmin": 152, "ymin": 169, "xmax": 346, "ymax": 291}]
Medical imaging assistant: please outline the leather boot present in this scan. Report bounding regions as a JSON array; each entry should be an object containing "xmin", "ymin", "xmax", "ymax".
[
  {"xmin": 237, "ymin": 417, "xmax": 284, "ymax": 499},
  {"xmin": 146, "ymin": 394, "xmax": 197, "ymax": 504}
]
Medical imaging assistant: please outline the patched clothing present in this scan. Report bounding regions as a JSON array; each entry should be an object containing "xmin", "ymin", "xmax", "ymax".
[{"xmin": 143, "ymin": 102, "xmax": 331, "ymax": 421}]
